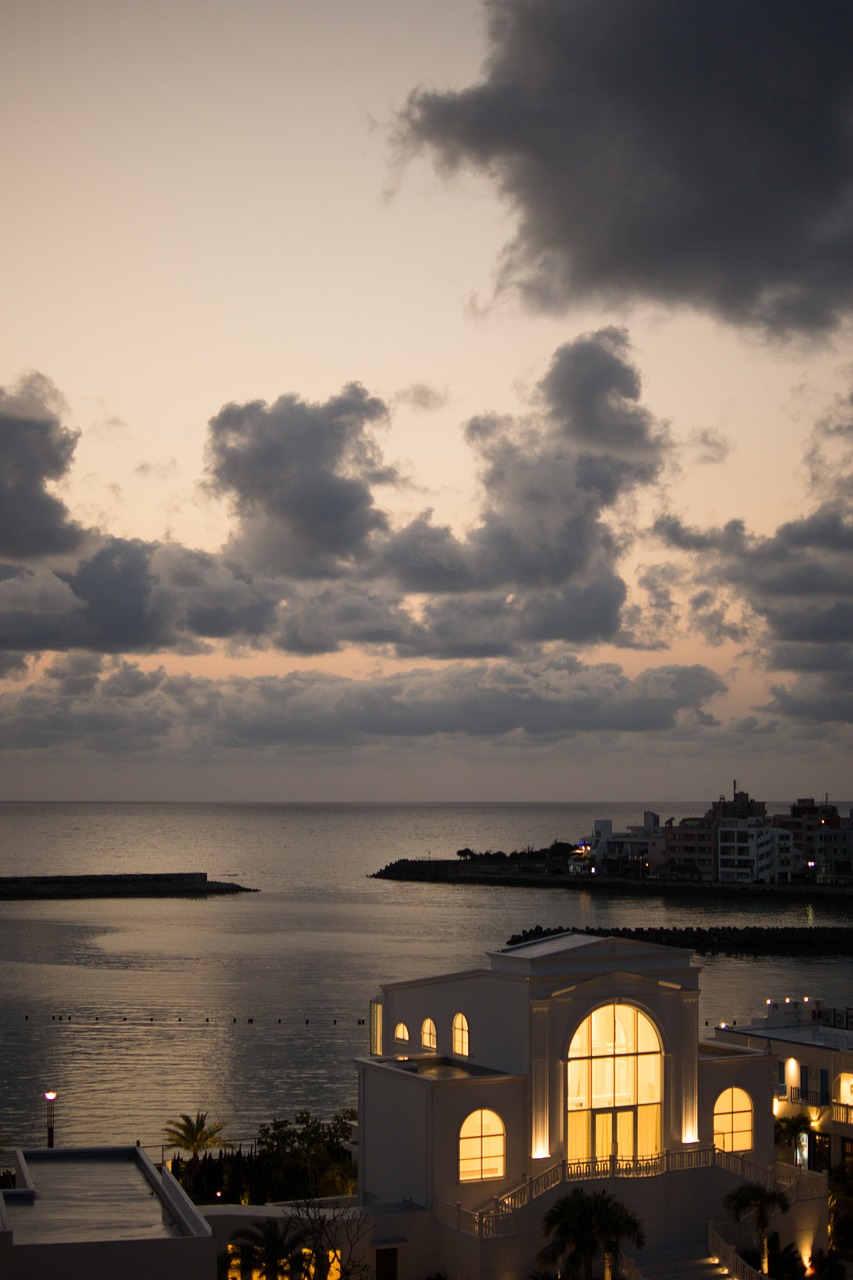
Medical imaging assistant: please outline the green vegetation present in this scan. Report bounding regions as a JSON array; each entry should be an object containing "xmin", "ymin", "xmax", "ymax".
[
  {"xmin": 163, "ymin": 1110, "xmax": 227, "ymax": 1162},
  {"xmin": 170, "ymin": 1108, "xmax": 356, "ymax": 1205}
]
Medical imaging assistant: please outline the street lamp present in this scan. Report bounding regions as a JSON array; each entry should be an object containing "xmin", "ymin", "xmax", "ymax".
[{"xmin": 44, "ymin": 1092, "xmax": 57, "ymax": 1148}]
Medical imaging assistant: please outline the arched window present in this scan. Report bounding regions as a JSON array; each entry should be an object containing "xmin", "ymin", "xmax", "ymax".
[
  {"xmin": 459, "ymin": 1109, "xmax": 505, "ymax": 1182},
  {"xmin": 394, "ymin": 1022, "xmax": 409, "ymax": 1044},
  {"xmin": 566, "ymin": 1003, "xmax": 662, "ymax": 1163},
  {"xmin": 714, "ymin": 1087, "xmax": 753, "ymax": 1152},
  {"xmin": 421, "ymin": 1017, "xmax": 437, "ymax": 1050},
  {"xmin": 452, "ymin": 1012, "xmax": 469, "ymax": 1056}
]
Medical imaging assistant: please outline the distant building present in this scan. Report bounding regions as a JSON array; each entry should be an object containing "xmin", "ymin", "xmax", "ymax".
[
  {"xmin": 717, "ymin": 820, "xmax": 796, "ymax": 884},
  {"xmin": 770, "ymin": 798, "xmax": 841, "ymax": 865},
  {"xmin": 814, "ymin": 811, "xmax": 853, "ymax": 884},
  {"xmin": 662, "ymin": 786, "xmax": 797, "ymax": 883},
  {"xmin": 588, "ymin": 811, "xmax": 664, "ymax": 875}
]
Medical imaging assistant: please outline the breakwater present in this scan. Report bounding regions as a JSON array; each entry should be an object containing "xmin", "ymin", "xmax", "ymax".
[
  {"xmin": 0, "ymin": 872, "xmax": 256, "ymax": 900},
  {"xmin": 507, "ymin": 924, "xmax": 853, "ymax": 958}
]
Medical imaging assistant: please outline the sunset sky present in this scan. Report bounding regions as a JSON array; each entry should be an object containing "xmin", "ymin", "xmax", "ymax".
[{"xmin": 2, "ymin": 0, "xmax": 852, "ymax": 801}]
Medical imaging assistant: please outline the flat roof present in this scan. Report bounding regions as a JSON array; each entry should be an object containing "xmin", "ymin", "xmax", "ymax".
[
  {"xmin": 4, "ymin": 1149, "xmax": 190, "ymax": 1245},
  {"xmin": 728, "ymin": 1022, "xmax": 853, "ymax": 1051}
]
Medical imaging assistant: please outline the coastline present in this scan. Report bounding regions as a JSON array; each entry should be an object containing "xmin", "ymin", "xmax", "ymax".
[{"xmin": 371, "ymin": 856, "xmax": 848, "ymax": 903}]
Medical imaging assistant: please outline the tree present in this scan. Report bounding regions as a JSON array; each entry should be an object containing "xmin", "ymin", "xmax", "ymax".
[
  {"xmin": 230, "ymin": 1215, "xmax": 309, "ymax": 1280},
  {"xmin": 539, "ymin": 1188, "xmax": 645, "ymax": 1280},
  {"xmin": 723, "ymin": 1179, "xmax": 791, "ymax": 1276},
  {"xmin": 163, "ymin": 1111, "xmax": 227, "ymax": 1163},
  {"xmin": 591, "ymin": 1190, "xmax": 645, "ymax": 1280}
]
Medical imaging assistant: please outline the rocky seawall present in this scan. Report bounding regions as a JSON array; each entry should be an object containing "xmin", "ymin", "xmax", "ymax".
[
  {"xmin": 0, "ymin": 872, "xmax": 256, "ymax": 900},
  {"xmin": 506, "ymin": 923, "xmax": 853, "ymax": 958}
]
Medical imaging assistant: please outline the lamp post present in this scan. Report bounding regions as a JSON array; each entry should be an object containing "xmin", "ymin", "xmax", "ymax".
[{"xmin": 44, "ymin": 1092, "xmax": 57, "ymax": 1148}]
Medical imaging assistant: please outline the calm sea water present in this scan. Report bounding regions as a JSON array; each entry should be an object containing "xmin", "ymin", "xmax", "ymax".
[{"xmin": 1, "ymin": 801, "xmax": 851, "ymax": 1152}]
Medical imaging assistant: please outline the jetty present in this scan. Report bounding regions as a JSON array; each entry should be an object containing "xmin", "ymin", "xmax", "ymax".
[{"xmin": 0, "ymin": 872, "xmax": 256, "ymax": 900}]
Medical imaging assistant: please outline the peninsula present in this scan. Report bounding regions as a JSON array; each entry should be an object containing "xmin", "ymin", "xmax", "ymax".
[{"xmin": 0, "ymin": 872, "xmax": 257, "ymax": 900}]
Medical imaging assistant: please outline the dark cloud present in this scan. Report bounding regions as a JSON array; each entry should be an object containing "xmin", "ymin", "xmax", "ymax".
[
  {"xmin": 0, "ymin": 655, "xmax": 726, "ymax": 754},
  {"xmin": 381, "ymin": 330, "xmax": 667, "ymax": 626},
  {"xmin": 0, "ymin": 373, "xmax": 85, "ymax": 559},
  {"xmin": 0, "ymin": 540, "xmax": 279, "ymax": 657},
  {"xmin": 653, "ymin": 492, "xmax": 853, "ymax": 714},
  {"xmin": 400, "ymin": 0, "xmax": 853, "ymax": 333},
  {"xmin": 206, "ymin": 383, "xmax": 396, "ymax": 577}
]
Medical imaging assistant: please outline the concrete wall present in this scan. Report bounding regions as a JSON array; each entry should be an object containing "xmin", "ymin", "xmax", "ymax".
[{"xmin": 6, "ymin": 1235, "xmax": 217, "ymax": 1280}]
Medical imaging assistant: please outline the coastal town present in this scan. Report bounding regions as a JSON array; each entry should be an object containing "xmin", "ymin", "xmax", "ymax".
[{"xmin": 377, "ymin": 787, "xmax": 853, "ymax": 890}]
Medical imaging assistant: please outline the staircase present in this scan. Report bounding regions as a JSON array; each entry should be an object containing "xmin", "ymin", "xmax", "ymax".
[{"xmin": 632, "ymin": 1248, "xmax": 729, "ymax": 1279}]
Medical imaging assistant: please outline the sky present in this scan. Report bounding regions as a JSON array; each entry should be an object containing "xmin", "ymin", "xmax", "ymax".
[{"xmin": 1, "ymin": 0, "xmax": 852, "ymax": 802}]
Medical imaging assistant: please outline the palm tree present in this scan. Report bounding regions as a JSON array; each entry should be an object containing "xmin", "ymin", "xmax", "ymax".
[
  {"xmin": 590, "ymin": 1189, "xmax": 645, "ymax": 1280},
  {"xmin": 163, "ymin": 1111, "xmax": 227, "ymax": 1163},
  {"xmin": 230, "ymin": 1216, "xmax": 309, "ymax": 1280},
  {"xmin": 539, "ymin": 1188, "xmax": 645, "ymax": 1280},
  {"xmin": 723, "ymin": 1179, "xmax": 791, "ymax": 1276}
]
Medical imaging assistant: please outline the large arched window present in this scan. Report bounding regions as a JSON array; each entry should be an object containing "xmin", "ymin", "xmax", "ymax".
[
  {"xmin": 452, "ymin": 1012, "xmax": 469, "ymax": 1056},
  {"xmin": 714, "ymin": 1087, "xmax": 753, "ymax": 1152},
  {"xmin": 566, "ymin": 1003, "xmax": 662, "ymax": 1163},
  {"xmin": 459, "ymin": 1109, "xmax": 505, "ymax": 1182},
  {"xmin": 421, "ymin": 1017, "xmax": 437, "ymax": 1050},
  {"xmin": 394, "ymin": 1022, "xmax": 409, "ymax": 1044}
]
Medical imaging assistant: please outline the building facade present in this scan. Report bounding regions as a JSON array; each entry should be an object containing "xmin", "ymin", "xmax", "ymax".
[{"xmin": 353, "ymin": 933, "xmax": 826, "ymax": 1280}]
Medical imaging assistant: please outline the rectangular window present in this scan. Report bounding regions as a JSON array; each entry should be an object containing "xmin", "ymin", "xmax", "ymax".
[
  {"xmin": 592, "ymin": 1056, "xmax": 615, "ymax": 1107},
  {"xmin": 567, "ymin": 1059, "xmax": 589, "ymax": 1110},
  {"xmin": 637, "ymin": 1104, "xmax": 660, "ymax": 1158}
]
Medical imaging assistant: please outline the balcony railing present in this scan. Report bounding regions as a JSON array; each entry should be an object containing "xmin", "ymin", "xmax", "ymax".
[
  {"xmin": 833, "ymin": 1101, "xmax": 853, "ymax": 1127},
  {"xmin": 790, "ymin": 1086, "xmax": 830, "ymax": 1106},
  {"xmin": 436, "ymin": 1151, "xmax": 826, "ymax": 1240}
]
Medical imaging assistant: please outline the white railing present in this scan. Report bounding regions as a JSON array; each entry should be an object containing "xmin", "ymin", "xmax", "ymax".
[
  {"xmin": 437, "ymin": 1150, "xmax": 827, "ymax": 1240},
  {"xmin": 492, "ymin": 1146, "xmax": 778, "ymax": 1215},
  {"xmin": 833, "ymin": 1101, "xmax": 853, "ymax": 1126},
  {"xmin": 709, "ymin": 1221, "xmax": 763, "ymax": 1280}
]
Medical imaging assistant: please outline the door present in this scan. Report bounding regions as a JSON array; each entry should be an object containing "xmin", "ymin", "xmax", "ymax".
[{"xmin": 593, "ymin": 1108, "xmax": 634, "ymax": 1161}]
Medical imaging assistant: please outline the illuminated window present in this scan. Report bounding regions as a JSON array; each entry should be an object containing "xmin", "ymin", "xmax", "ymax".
[
  {"xmin": 459, "ymin": 1109, "xmax": 505, "ymax": 1182},
  {"xmin": 452, "ymin": 1012, "xmax": 469, "ymax": 1056},
  {"xmin": 714, "ymin": 1087, "xmax": 753, "ymax": 1152},
  {"xmin": 566, "ymin": 1003, "xmax": 662, "ymax": 1162},
  {"xmin": 394, "ymin": 1022, "xmax": 409, "ymax": 1043},
  {"xmin": 421, "ymin": 1017, "xmax": 437, "ymax": 1050}
]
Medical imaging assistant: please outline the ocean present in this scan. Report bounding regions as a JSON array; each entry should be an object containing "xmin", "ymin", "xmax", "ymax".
[{"xmin": 1, "ymin": 800, "xmax": 851, "ymax": 1153}]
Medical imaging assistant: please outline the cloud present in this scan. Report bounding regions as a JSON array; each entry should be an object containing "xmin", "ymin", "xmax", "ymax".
[
  {"xmin": 688, "ymin": 428, "xmax": 731, "ymax": 466},
  {"xmin": 653, "ymin": 476, "xmax": 853, "ymax": 716},
  {"xmin": 0, "ymin": 654, "xmax": 726, "ymax": 755},
  {"xmin": 400, "ymin": 0, "xmax": 853, "ymax": 333},
  {"xmin": 394, "ymin": 382, "xmax": 449, "ymax": 411},
  {"xmin": 0, "ymin": 332, "xmax": 675, "ymax": 663},
  {"xmin": 0, "ymin": 373, "xmax": 85, "ymax": 559},
  {"xmin": 0, "ymin": 540, "xmax": 279, "ymax": 656},
  {"xmin": 381, "ymin": 330, "xmax": 667, "ymax": 621},
  {"xmin": 205, "ymin": 383, "xmax": 397, "ymax": 577}
]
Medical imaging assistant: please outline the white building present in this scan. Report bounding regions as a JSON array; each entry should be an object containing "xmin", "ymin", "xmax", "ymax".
[
  {"xmin": 588, "ymin": 812, "xmax": 665, "ymax": 874},
  {"xmin": 716, "ymin": 997, "xmax": 853, "ymax": 1172},
  {"xmin": 352, "ymin": 933, "xmax": 827, "ymax": 1280},
  {"xmin": 717, "ymin": 821, "xmax": 796, "ymax": 884}
]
